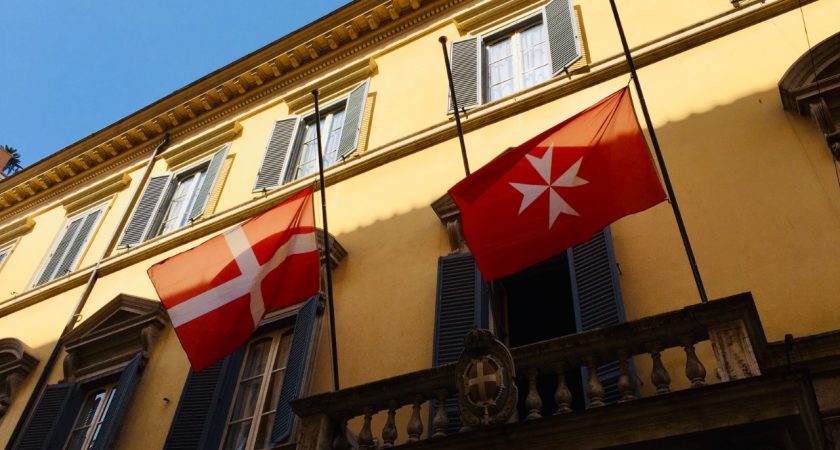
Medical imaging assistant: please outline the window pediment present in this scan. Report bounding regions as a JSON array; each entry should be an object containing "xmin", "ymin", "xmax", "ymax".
[
  {"xmin": 161, "ymin": 121, "xmax": 242, "ymax": 171},
  {"xmin": 0, "ymin": 338, "xmax": 39, "ymax": 418},
  {"xmin": 0, "ymin": 217, "xmax": 35, "ymax": 244},
  {"xmin": 62, "ymin": 294, "xmax": 167, "ymax": 382},
  {"xmin": 61, "ymin": 173, "xmax": 131, "ymax": 215},
  {"xmin": 284, "ymin": 58, "xmax": 376, "ymax": 114}
]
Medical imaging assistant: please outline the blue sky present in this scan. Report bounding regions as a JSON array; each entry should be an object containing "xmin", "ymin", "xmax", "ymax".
[{"xmin": 0, "ymin": 0, "xmax": 348, "ymax": 168}]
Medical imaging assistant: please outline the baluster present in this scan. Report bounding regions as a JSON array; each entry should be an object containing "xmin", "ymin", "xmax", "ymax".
[
  {"xmin": 525, "ymin": 368, "xmax": 543, "ymax": 420},
  {"xmin": 407, "ymin": 395, "xmax": 424, "ymax": 443},
  {"xmin": 586, "ymin": 358, "xmax": 605, "ymax": 407},
  {"xmin": 650, "ymin": 347, "xmax": 672, "ymax": 394},
  {"xmin": 554, "ymin": 364, "xmax": 572, "ymax": 414},
  {"xmin": 432, "ymin": 389, "xmax": 448, "ymax": 437},
  {"xmin": 617, "ymin": 357, "xmax": 636, "ymax": 402},
  {"xmin": 358, "ymin": 408, "xmax": 375, "ymax": 449},
  {"xmin": 683, "ymin": 342, "xmax": 707, "ymax": 388},
  {"xmin": 333, "ymin": 418, "xmax": 350, "ymax": 450},
  {"xmin": 381, "ymin": 400, "xmax": 398, "ymax": 447}
]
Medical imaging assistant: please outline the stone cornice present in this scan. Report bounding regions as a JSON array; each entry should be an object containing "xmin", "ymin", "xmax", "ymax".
[
  {"xmin": 0, "ymin": 0, "xmax": 817, "ymax": 318},
  {"xmin": 0, "ymin": 0, "xmax": 457, "ymax": 219}
]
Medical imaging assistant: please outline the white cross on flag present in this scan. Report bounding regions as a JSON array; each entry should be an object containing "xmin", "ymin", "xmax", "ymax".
[{"xmin": 148, "ymin": 187, "xmax": 320, "ymax": 371}]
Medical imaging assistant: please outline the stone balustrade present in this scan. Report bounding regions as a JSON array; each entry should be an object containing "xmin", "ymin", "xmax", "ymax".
[{"xmin": 292, "ymin": 293, "xmax": 766, "ymax": 450}]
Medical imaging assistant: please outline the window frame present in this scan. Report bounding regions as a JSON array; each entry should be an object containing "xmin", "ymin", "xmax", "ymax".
[
  {"xmin": 219, "ymin": 326, "xmax": 295, "ymax": 450},
  {"xmin": 30, "ymin": 203, "xmax": 107, "ymax": 288},
  {"xmin": 283, "ymin": 100, "xmax": 349, "ymax": 185},
  {"xmin": 482, "ymin": 14, "xmax": 550, "ymax": 103}
]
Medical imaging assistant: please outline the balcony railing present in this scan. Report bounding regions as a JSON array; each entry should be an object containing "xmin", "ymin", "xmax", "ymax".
[{"xmin": 291, "ymin": 293, "xmax": 767, "ymax": 449}]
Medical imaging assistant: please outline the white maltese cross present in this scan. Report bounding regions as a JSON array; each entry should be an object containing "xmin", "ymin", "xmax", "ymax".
[{"xmin": 509, "ymin": 144, "xmax": 588, "ymax": 228}]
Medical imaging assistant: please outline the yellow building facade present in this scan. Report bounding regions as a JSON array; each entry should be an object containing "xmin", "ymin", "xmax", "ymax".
[{"xmin": 1, "ymin": 0, "xmax": 840, "ymax": 448}]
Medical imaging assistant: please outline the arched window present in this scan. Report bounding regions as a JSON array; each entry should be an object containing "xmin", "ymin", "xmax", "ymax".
[{"xmin": 779, "ymin": 31, "xmax": 840, "ymax": 159}]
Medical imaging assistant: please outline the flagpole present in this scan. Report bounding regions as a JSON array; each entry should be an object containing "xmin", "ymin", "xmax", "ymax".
[
  {"xmin": 311, "ymin": 89, "xmax": 341, "ymax": 391},
  {"xmin": 439, "ymin": 36, "xmax": 471, "ymax": 176},
  {"xmin": 608, "ymin": 0, "xmax": 709, "ymax": 303}
]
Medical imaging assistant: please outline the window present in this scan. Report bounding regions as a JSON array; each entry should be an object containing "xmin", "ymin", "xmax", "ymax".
[
  {"xmin": 486, "ymin": 21, "xmax": 551, "ymax": 102},
  {"xmin": 221, "ymin": 328, "xmax": 294, "ymax": 450},
  {"xmin": 65, "ymin": 383, "xmax": 118, "ymax": 450},
  {"xmin": 34, "ymin": 206, "xmax": 104, "ymax": 286},
  {"xmin": 447, "ymin": 0, "xmax": 582, "ymax": 110},
  {"xmin": 119, "ymin": 145, "xmax": 228, "ymax": 248},
  {"xmin": 0, "ymin": 243, "xmax": 12, "ymax": 271},
  {"xmin": 290, "ymin": 107, "xmax": 347, "ymax": 181},
  {"xmin": 253, "ymin": 80, "xmax": 369, "ymax": 191}
]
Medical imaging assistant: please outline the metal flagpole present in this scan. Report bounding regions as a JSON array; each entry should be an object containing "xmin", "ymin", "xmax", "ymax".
[
  {"xmin": 6, "ymin": 134, "xmax": 171, "ymax": 450},
  {"xmin": 439, "ymin": 36, "xmax": 471, "ymax": 177},
  {"xmin": 608, "ymin": 0, "xmax": 709, "ymax": 303},
  {"xmin": 310, "ymin": 89, "xmax": 341, "ymax": 391}
]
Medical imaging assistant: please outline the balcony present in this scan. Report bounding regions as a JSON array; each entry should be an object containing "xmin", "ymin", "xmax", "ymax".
[{"xmin": 291, "ymin": 293, "xmax": 828, "ymax": 449}]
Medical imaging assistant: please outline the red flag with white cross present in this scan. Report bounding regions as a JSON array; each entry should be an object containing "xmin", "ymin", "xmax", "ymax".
[
  {"xmin": 449, "ymin": 87, "xmax": 666, "ymax": 281},
  {"xmin": 148, "ymin": 187, "xmax": 320, "ymax": 371}
]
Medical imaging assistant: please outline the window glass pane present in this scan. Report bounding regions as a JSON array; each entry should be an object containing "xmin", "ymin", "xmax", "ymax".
[
  {"xmin": 242, "ymin": 339, "xmax": 272, "ymax": 379},
  {"xmin": 221, "ymin": 421, "xmax": 252, "ymax": 450},
  {"xmin": 262, "ymin": 370, "xmax": 286, "ymax": 415},
  {"xmin": 520, "ymin": 24, "xmax": 551, "ymax": 88},
  {"xmin": 87, "ymin": 423, "xmax": 104, "ymax": 449},
  {"xmin": 487, "ymin": 38, "xmax": 515, "ymax": 102},
  {"xmin": 230, "ymin": 379, "xmax": 262, "ymax": 421},
  {"xmin": 65, "ymin": 430, "xmax": 87, "ymax": 450},
  {"xmin": 295, "ymin": 122, "xmax": 320, "ymax": 179},
  {"xmin": 273, "ymin": 331, "xmax": 293, "ymax": 370},
  {"xmin": 253, "ymin": 413, "xmax": 276, "ymax": 450},
  {"xmin": 160, "ymin": 174, "xmax": 197, "ymax": 234},
  {"xmin": 322, "ymin": 109, "xmax": 346, "ymax": 168},
  {"xmin": 73, "ymin": 390, "xmax": 104, "ymax": 429}
]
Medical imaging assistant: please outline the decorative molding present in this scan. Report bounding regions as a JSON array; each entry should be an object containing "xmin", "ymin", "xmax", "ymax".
[
  {"xmin": 162, "ymin": 121, "xmax": 242, "ymax": 170},
  {"xmin": 285, "ymin": 58, "xmax": 378, "ymax": 113},
  {"xmin": 0, "ymin": 0, "xmax": 819, "ymax": 318},
  {"xmin": 62, "ymin": 294, "xmax": 167, "ymax": 382},
  {"xmin": 709, "ymin": 320, "xmax": 762, "ymax": 382},
  {"xmin": 453, "ymin": 0, "xmax": 546, "ymax": 34},
  {"xmin": 61, "ymin": 173, "xmax": 132, "ymax": 215},
  {"xmin": 0, "ymin": 217, "xmax": 35, "ymax": 244},
  {"xmin": 0, "ymin": 338, "xmax": 39, "ymax": 418},
  {"xmin": 779, "ymin": 30, "xmax": 840, "ymax": 114},
  {"xmin": 316, "ymin": 230, "xmax": 348, "ymax": 270},
  {"xmin": 431, "ymin": 193, "xmax": 467, "ymax": 253}
]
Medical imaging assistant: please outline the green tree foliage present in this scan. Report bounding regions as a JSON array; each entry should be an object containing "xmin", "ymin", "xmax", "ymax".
[{"xmin": 1, "ymin": 145, "xmax": 22, "ymax": 175}]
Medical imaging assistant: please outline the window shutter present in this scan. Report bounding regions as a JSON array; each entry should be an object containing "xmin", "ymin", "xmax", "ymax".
[
  {"xmin": 254, "ymin": 118, "xmax": 298, "ymax": 191},
  {"xmin": 163, "ymin": 348, "xmax": 245, "ymax": 450},
  {"xmin": 543, "ymin": 0, "xmax": 582, "ymax": 76},
  {"xmin": 89, "ymin": 354, "xmax": 143, "ymax": 450},
  {"xmin": 270, "ymin": 296, "xmax": 319, "ymax": 444},
  {"xmin": 189, "ymin": 146, "xmax": 229, "ymax": 221},
  {"xmin": 431, "ymin": 252, "xmax": 489, "ymax": 434},
  {"xmin": 568, "ymin": 227, "xmax": 630, "ymax": 404},
  {"xmin": 0, "ymin": 249, "xmax": 9, "ymax": 268},
  {"xmin": 336, "ymin": 81, "xmax": 369, "ymax": 160},
  {"xmin": 448, "ymin": 37, "xmax": 481, "ymax": 113},
  {"xmin": 52, "ymin": 210, "xmax": 101, "ymax": 279},
  {"xmin": 35, "ymin": 217, "xmax": 83, "ymax": 286},
  {"xmin": 15, "ymin": 382, "xmax": 82, "ymax": 450},
  {"xmin": 119, "ymin": 174, "xmax": 172, "ymax": 248}
]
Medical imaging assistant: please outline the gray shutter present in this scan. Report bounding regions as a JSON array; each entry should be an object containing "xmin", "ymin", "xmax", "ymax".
[
  {"xmin": 0, "ymin": 249, "xmax": 8, "ymax": 268},
  {"xmin": 270, "ymin": 296, "xmax": 319, "ymax": 444},
  {"xmin": 35, "ymin": 217, "xmax": 83, "ymax": 286},
  {"xmin": 90, "ymin": 354, "xmax": 143, "ymax": 450},
  {"xmin": 52, "ymin": 210, "xmax": 101, "ymax": 279},
  {"xmin": 255, "ymin": 118, "xmax": 298, "ymax": 191},
  {"xmin": 163, "ymin": 348, "xmax": 245, "ymax": 450},
  {"xmin": 119, "ymin": 174, "xmax": 172, "ymax": 248},
  {"xmin": 336, "ymin": 81, "xmax": 369, "ymax": 160},
  {"xmin": 189, "ymin": 146, "xmax": 229, "ymax": 221},
  {"xmin": 431, "ymin": 252, "xmax": 488, "ymax": 434},
  {"xmin": 448, "ymin": 37, "xmax": 481, "ymax": 113},
  {"xmin": 544, "ymin": 0, "xmax": 582, "ymax": 76},
  {"xmin": 568, "ymin": 227, "xmax": 630, "ymax": 404},
  {"xmin": 15, "ymin": 382, "xmax": 82, "ymax": 450}
]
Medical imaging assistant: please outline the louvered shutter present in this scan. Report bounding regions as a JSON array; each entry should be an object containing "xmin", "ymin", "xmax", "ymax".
[
  {"xmin": 270, "ymin": 296, "xmax": 319, "ymax": 444},
  {"xmin": 336, "ymin": 81, "xmax": 369, "ymax": 160},
  {"xmin": 52, "ymin": 210, "xmax": 101, "ymax": 279},
  {"xmin": 448, "ymin": 37, "xmax": 481, "ymax": 113},
  {"xmin": 15, "ymin": 382, "xmax": 82, "ymax": 450},
  {"xmin": 90, "ymin": 354, "xmax": 143, "ymax": 450},
  {"xmin": 189, "ymin": 146, "xmax": 229, "ymax": 221},
  {"xmin": 568, "ymin": 227, "xmax": 631, "ymax": 404},
  {"xmin": 35, "ymin": 217, "xmax": 83, "ymax": 286},
  {"xmin": 255, "ymin": 118, "xmax": 298, "ymax": 191},
  {"xmin": 431, "ymin": 253, "xmax": 489, "ymax": 434},
  {"xmin": 163, "ymin": 349, "xmax": 244, "ymax": 450},
  {"xmin": 543, "ymin": 0, "xmax": 582, "ymax": 76},
  {"xmin": 119, "ymin": 174, "xmax": 172, "ymax": 248},
  {"xmin": 0, "ymin": 249, "xmax": 9, "ymax": 268}
]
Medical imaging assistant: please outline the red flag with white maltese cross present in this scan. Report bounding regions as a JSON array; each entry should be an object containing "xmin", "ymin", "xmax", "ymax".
[
  {"xmin": 449, "ymin": 88, "xmax": 665, "ymax": 280},
  {"xmin": 148, "ymin": 187, "xmax": 320, "ymax": 371}
]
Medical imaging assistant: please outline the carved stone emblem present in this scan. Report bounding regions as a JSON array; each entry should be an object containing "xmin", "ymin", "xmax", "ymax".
[{"xmin": 456, "ymin": 329, "xmax": 517, "ymax": 427}]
